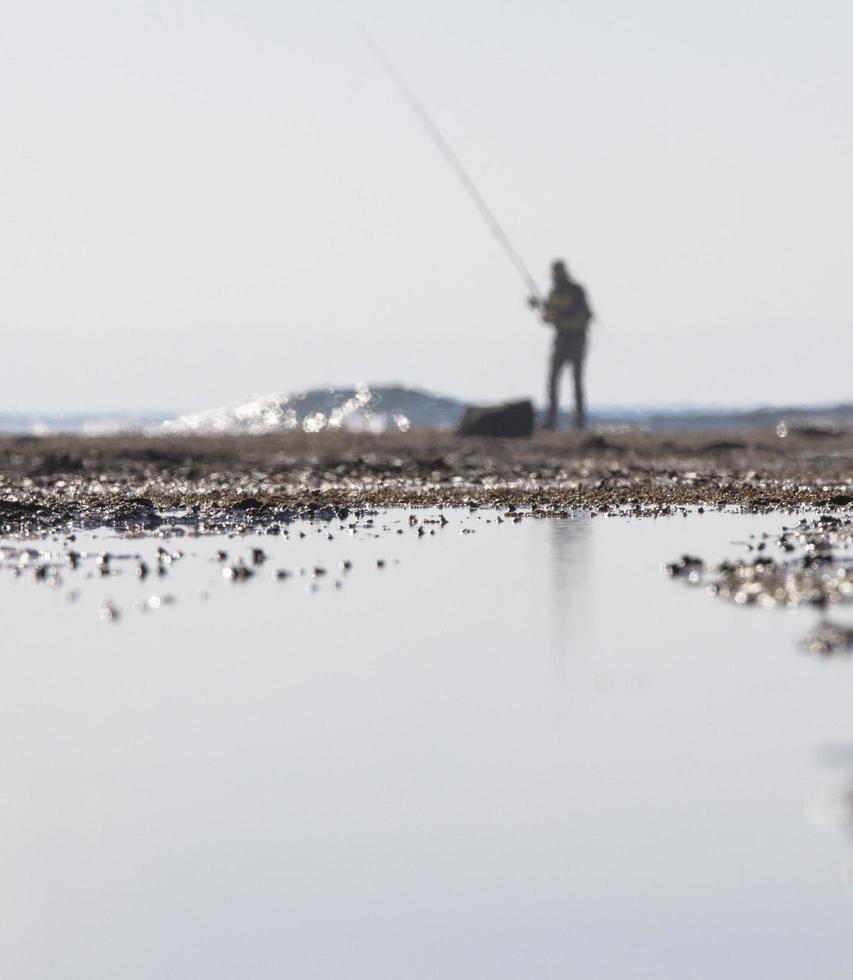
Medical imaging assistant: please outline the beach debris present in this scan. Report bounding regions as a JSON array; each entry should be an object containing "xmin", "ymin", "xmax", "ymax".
[
  {"xmin": 99, "ymin": 599, "xmax": 120, "ymax": 623},
  {"xmin": 0, "ymin": 501, "xmax": 474, "ymax": 624},
  {"xmin": 670, "ymin": 514, "xmax": 853, "ymax": 622},
  {"xmin": 665, "ymin": 555, "xmax": 704, "ymax": 580},
  {"xmin": 222, "ymin": 559, "xmax": 254, "ymax": 581},
  {"xmin": 802, "ymin": 621, "xmax": 853, "ymax": 656},
  {"xmin": 146, "ymin": 594, "xmax": 176, "ymax": 610},
  {"xmin": 457, "ymin": 399, "xmax": 535, "ymax": 438}
]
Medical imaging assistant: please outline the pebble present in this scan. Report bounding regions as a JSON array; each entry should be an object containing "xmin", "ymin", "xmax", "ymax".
[
  {"xmin": 223, "ymin": 559, "xmax": 254, "ymax": 581},
  {"xmin": 99, "ymin": 600, "xmax": 120, "ymax": 623}
]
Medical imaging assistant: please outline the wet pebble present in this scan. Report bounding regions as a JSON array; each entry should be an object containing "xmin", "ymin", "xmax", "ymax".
[
  {"xmin": 99, "ymin": 600, "xmax": 120, "ymax": 623},
  {"xmin": 223, "ymin": 559, "xmax": 254, "ymax": 581}
]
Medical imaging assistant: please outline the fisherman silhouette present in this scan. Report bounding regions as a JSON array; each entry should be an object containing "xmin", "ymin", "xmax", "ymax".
[{"xmin": 530, "ymin": 260, "xmax": 593, "ymax": 430}]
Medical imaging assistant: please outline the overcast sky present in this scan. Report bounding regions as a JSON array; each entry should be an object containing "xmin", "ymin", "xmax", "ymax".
[{"xmin": 2, "ymin": 0, "xmax": 851, "ymax": 413}]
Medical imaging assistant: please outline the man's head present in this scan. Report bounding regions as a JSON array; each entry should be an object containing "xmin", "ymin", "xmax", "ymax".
[{"xmin": 551, "ymin": 259, "xmax": 570, "ymax": 283}]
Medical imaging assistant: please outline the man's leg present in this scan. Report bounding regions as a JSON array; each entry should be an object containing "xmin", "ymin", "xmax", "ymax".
[
  {"xmin": 571, "ymin": 345, "xmax": 587, "ymax": 430},
  {"xmin": 545, "ymin": 344, "xmax": 564, "ymax": 429}
]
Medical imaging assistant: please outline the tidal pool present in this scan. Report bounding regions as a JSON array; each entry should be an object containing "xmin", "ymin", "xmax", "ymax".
[{"xmin": 1, "ymin": 509, "xmax": 852, "ymax": 979}]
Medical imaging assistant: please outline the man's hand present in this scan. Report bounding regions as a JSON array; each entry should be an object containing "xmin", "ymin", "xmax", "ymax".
[{"xmin": 526, "ymin": 295, "xmax": 541, "ymax": 310}]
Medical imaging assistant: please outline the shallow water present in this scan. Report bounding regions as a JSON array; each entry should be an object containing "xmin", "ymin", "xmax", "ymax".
[{"xmin": 1, "ymin": 510, "xmax": 852, "ymax": 979}]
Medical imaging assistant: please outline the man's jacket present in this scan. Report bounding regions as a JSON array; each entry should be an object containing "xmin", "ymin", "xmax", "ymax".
[{"xmin": 544, "ymin": 281, "xmax": 592, "ymax": 332}]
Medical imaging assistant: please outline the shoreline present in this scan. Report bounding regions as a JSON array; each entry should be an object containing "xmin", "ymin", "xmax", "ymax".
[{"xmin": 1, "ymin": 427, "xmax": 852, "ymax": 533}]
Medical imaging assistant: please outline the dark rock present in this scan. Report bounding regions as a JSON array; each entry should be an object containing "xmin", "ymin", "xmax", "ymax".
[
  {"xmin": 457, "ymin": 399, "xmax": 535, "ymax": 438},
  {"xmin": 789, "ymin": 421, "xmax": 840, "ymax": 438},
  {"xmin": 666, "ymin": 554, "xmax": 704, "ymax": 577},
  {"xmin": 0, "ymin": 498, "xmax": 65, "ymax": 531},
  {"xmin": 0, "ymin": 499, "xmax": 40, "ymax": 518},
  {"xmin": 223, "ymin": 559, "xmax": 254, "ymax": 581},
  {"xmin": 109, "ymin": 498, "xmax": 158, "ymax": 522},
  {"xmin": 229, "ymin": 497, "xmax": 265, "ymax": 512}
]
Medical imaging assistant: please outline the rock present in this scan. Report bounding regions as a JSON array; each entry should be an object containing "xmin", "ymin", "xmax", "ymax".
[
  {"xmin": 665, "ymin": 554, "xmax": 704, "ymax": 577},
  {"xmin": 228, "ymin": 497, "xmax": 265, "ymax": 512},
  {"xmin": 223, "ymin": 559, "xmax": 254, "ymax": 581},
  {"xmin": 99, "ymin": 600, "xmax": 120, "ymax": 623},
  {"xmin": 802, "ymin": 621, "xmax": 853, "ymax": 655},
  {"xmin": 106, "ymin": 498, "xmax": 160, "ymax": 529},
  {"xmin": 457, "ymin": 399, "xmax": 535, "ymax": 438}
]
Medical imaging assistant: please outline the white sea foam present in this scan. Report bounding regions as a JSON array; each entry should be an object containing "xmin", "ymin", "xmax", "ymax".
[{"xmin": 162, "ymin": 384, "xmax": 412, "ymax": 435}]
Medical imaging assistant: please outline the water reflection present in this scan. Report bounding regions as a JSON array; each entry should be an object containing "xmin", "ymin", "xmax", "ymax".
[
  {"xmin": 809, "ymin": 743, "xmax": 853, "ymax": 889},
  {"xmin": 547, "ymin": 513, "xmax": 593, "ymax": 692}
]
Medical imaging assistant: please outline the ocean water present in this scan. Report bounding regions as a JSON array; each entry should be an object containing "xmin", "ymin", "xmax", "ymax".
[
  {"xmin": 1, "ymin": 510, "xmax": 852, "ymax": 978},
  {"xmin": 2, "ymin": 384, "xmax": 852, "ymax": 434}
]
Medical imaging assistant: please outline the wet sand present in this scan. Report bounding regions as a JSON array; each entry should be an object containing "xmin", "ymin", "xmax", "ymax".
[{"xmin": 1, "ymin": 426, "xmax": 852, "ymax": 533}]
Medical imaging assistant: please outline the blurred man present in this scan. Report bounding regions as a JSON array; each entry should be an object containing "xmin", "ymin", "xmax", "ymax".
[{"xmin": 532, "ymin": 260, "xmax": 593, "ymax": 430}]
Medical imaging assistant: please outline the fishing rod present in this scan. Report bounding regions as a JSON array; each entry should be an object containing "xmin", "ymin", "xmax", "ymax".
[{"xmin": 363, "ymin": 32, "xmax": 544, "ymax": 306}]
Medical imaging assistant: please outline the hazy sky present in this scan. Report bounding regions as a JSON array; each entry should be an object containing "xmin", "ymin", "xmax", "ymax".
[{"xmin": 2, "ymin": 0, "xmax": 851, "ymax": 413}]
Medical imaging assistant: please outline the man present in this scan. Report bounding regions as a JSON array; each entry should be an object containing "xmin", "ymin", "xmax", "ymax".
[{"xmin": 532, "ymin": 260, "xmax": 593, "ymax": 430}]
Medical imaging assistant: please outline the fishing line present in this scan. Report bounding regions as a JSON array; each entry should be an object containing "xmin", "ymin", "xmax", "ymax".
[{"xmin": 362, "ymin": 32, "xmax": 543, "ymax": 305}]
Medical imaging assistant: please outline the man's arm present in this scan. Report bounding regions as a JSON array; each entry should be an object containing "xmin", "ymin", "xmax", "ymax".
[{"xmin": 527, "ymin": 293, "xmax": 554, "ymax": 325}]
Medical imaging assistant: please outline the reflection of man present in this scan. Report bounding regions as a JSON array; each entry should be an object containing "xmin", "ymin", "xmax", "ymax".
[{"xmin": 532, "ymin": 260, "xmax": 593, "ymax": 430}]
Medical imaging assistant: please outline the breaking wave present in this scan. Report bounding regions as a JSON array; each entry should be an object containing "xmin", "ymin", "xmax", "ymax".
[{"xmin": 161, "ymin": 384, "xmax": 466, "ymax": 435}]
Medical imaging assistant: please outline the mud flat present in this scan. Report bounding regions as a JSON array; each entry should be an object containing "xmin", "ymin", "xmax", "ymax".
[{"xmin": 1, "ymin": 426, "xmax": 852, "ymax": 534}]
